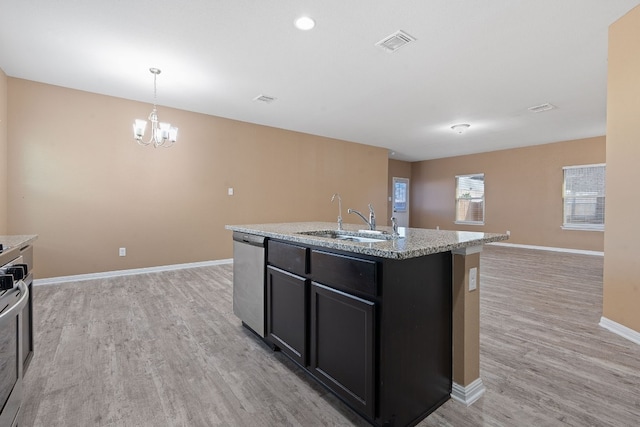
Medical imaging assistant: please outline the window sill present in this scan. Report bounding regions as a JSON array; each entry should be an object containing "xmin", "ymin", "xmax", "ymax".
[{"xmin": 561, "ymin": 225, "xmax": 604, "ymax": 232}]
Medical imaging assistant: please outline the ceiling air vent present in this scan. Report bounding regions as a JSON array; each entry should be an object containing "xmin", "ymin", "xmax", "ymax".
[
  {"xmin": 253, "ymin": 94, "xmax": 277, "ymax": 104},
  {"xmin": 375, "ymin": 30, "xmax": 416, "ymax": 52},
  {"xmin": 527, "ymin": 103, "xmax": 556, "ymax": 113}
]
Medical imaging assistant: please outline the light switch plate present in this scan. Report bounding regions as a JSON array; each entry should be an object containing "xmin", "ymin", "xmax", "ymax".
[{"xmin": 228, "ymin": 187, "xmax": 234, "ymax": 196}]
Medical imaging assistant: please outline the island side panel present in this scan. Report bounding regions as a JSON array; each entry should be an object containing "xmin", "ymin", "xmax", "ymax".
[{"xmin": 378, "ymin": 251, "xmax": 453, "ymax": 426}]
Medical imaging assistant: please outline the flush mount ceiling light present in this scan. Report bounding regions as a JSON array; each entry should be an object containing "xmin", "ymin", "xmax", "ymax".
[
  {"xmin": 294, "ymin": 16, "xmax": 315, "ymax": 30},
  {"xmin": 133, "ymin": 68, "xmax": 178, "ymax": 148},
  {"xmin": 253, "ymin": 94, "xmax": 277, "ymax": 103},
  {"xmin": 451, "ymin": 124, "xmax": 471, "ymax": 134},
  {"xmin": 527, "ymin": 103, "xmax": 556, "ymax": 113}
]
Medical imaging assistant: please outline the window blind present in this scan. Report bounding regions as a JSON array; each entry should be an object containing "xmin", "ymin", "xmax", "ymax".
[
  {"xmin": 563, "ymin": 164, "xmax": 605, "ymax": 230},
  {"xmin": 455, "ymin": 174, "xmax": 485, "ymax": 224}
]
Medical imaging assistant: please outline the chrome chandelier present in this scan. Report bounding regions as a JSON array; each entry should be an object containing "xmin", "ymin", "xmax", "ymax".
[{"xmin": 133, "ymin": 68, "xmax": 178, "ymax": 148}]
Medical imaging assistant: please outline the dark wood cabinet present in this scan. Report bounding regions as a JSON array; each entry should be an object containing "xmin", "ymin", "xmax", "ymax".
[
  {"xmin": 310, "ymin": 250, "xmax": 377, "ymax": 297},
  {"xmin": 265, "ymin": 238, "xmax": 452, "ymax": 427},
  {"xmin": 266, "ymin": 266, "xmax": 309, "ymax": 366},
  {"xmin": 267, "ymin": 240, "xmax": 309, "ymax": 276},
  {"xmin": 310, "ymin": 282, "xmax": 375, "ymax": 419}
]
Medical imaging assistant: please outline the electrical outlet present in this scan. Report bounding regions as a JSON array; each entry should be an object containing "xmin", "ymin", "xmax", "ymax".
[
  {"xmin": 119, "ymin": 247, "xmax": 126, "ymax": 257},
  {"xmin": 469, "ymin": 267, "xmax": 478, "ymax": 291},
  {"xmin": 506, "ymin": 230, "xmax": 511, "ymax": 236},
  {"xmin": 228, "ymin": 187, "xmax": 234, "ymax": 196},
  {"xmin": 436, "ymin": 225, "xmax": 440, "ymax": 230}
]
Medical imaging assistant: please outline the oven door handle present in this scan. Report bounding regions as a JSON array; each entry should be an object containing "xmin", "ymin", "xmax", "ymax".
[{"xmin": 0, "ymin": 281, "xmax": 29, "ymax": 326}]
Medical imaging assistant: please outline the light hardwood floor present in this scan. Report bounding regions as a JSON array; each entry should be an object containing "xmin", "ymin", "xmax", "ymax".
[{"xmin": 21, "ymin": 246, "xmax": 640, "ymax": 426}]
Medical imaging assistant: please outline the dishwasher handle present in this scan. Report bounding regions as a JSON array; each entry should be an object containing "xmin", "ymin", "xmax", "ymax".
[{"xmin": 233, "ymin": 232, "xmax": 266, "ymax": 247}]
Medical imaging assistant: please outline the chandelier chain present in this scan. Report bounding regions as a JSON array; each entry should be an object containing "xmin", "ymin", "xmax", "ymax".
[{"xmin": 153, "ymin": 72, "xmax": 157, "ymax": 105}]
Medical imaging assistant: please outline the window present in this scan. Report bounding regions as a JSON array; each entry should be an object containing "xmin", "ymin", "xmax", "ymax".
[
  {"xmin": 562, "ymin": 164, "xmax": 605, "ymax": 231},
  {"xmin": 455, "ymin": 174, "xmax": 484, "ymax": 225}
]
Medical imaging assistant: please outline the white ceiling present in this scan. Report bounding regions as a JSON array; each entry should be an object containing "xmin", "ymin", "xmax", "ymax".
[{"xmin": 1, "ymin": 0, "xmax": 639, "ymax": 161}]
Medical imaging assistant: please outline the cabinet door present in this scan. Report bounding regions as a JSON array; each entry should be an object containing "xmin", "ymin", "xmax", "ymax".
[
  {"xmin": 310, "ymin": 282, "xmax": 376, "ymax": 419},
  {"xmin": 266, "ymin": 266, "xmax": 308, "ymax": 366}
]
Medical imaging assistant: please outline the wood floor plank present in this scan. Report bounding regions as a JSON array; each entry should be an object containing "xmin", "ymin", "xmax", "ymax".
[{"xmin": 20, "ymin": 247, "xmax": 640, "ymax": 426}]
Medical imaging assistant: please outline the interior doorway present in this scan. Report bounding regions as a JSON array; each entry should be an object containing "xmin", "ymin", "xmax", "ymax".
[{"xmin": 392, "ymin": 177, "xmax": 410, "ymax": 227}]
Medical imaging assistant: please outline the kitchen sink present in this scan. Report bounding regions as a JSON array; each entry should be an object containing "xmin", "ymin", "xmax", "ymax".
[{"xmin": 297, "ymin": 230, "xmax": 393, "ymax": 243}]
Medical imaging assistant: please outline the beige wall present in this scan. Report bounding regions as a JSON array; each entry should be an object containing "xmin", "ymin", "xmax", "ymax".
[
  {"xmin": 7, "ymin": 79, "xmax": 388, "ymax": 278},
  {"xmin": 387, "ymin": 159, "xmax": 412, "ymax": 225},
  {"xmin": 410, "ymin": 137, "xmax": 605, "ymax": 252},
  {"xmin": 0, "ymin": 68, "xmax": 7, "ymax": 234},
  {"xmin": 603, "ymin": 6, "xmax": 640, "ymax": 332}
]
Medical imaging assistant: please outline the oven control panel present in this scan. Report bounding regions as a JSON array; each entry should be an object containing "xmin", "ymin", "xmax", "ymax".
[{"xmin": 0, "ymin": 256, "xmax": 27, "ymax": 291}]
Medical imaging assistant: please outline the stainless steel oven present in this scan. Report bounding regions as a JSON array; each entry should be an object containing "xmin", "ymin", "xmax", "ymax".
[{"xmin": 0, "ymin": 255, "xmax": 30, "ymax": 427}]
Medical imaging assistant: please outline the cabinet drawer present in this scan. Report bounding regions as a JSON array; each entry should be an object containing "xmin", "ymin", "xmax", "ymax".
[
  {"xmin": 310, "ymin": 250, "xmax": 378, "ymax": 297},
  {"xmin": 268, "ymin": 240, "xmax": 309, "ymax": 276}
]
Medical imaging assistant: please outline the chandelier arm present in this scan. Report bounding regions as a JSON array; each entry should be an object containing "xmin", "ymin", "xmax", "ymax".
[{"xmin": 158, "ymin": 140, "xmax": 175, "ymax": 148}]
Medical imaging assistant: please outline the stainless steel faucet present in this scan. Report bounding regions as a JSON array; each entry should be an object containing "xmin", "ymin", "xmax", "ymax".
[
  {"xmin": 347, "ymin": 203, "xmax": 376, "ymax": 230},
  {"xmin": 331, "ymin": 193, "xmax": 343, "ymax": 230},
  {"xmin": 391, "ymin": 217, "xmax": 399, "ymax": 237}
]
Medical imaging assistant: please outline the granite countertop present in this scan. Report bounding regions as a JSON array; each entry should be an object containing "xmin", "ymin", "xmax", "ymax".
[
  {"xmin": 226, "ymin": 222, "xmax": 508, "ymax": 260},
  {"xmin": 0, "ymin": 234, "xmax": 38, "ymax": 253}
]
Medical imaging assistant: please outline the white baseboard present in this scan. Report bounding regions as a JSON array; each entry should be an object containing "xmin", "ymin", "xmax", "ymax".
[
  {"xmin": 599, "ymin": 317, "xmax": 640, "ymax": 346},
  {"xmin": 489, "ymin": 242, "xmax": 604, "ymax": 257},
  {"xmin": 34, "ymin": 259, "xmax": 233, "ymax": 286},
  {"xmin": 451, "ymin": 378, "xmax": 486, "ymax": 406}
]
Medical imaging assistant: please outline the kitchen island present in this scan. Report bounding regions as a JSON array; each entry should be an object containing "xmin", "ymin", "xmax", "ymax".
[{"xmin": 225, "ymin": 222, "xmax": 507, "ymax": 426}]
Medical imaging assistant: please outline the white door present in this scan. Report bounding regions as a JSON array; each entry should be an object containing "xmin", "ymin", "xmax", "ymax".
[{"xmin": 392, "ymin": 177, "xmax": 410, "ymax": 227}]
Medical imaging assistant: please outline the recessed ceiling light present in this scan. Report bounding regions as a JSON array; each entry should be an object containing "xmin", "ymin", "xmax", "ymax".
[
  {"xmin": 294, "ymin": 16, "xmax": 315, "ymax": 30},
  {"xmin": 451, "ymin": 124, "xmax": 471, "ymax": 134}
]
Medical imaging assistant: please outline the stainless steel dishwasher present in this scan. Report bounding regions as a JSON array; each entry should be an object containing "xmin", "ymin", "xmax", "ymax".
[{"xmin": 232, "ymin": 232, "xmax": 266, "ymax": 337}]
